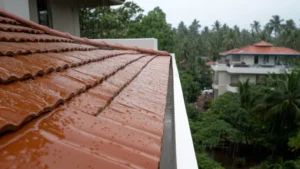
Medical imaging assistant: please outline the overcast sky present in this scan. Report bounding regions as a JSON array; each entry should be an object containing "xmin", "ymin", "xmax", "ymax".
[{"xmin": 133, "ymin": 0, "xmax": 300, "ymax": 30}]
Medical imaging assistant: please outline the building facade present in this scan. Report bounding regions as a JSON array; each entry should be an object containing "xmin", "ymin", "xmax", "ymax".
[
  {"xmin": 0, "ymin": 0, "xmax": 124, "ymax": 36},
  {"xmin": 211, "ymin": 41, "xmax": 300, "ymax": 98}
]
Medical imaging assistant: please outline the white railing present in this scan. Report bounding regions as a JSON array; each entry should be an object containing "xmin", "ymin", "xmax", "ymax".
[
  {"xmin": 171, "ymin": 54, "xmax": 198, "ymax": 169},
  {"xmin": 212, "ymin": 61, "xmax": 288, "ymax": 74}
]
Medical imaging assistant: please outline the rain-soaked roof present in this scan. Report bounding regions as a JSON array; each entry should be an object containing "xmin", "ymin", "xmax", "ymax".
[{"xmin": 0, "ymin": 10, "xmax": 171, "ymax": 169}]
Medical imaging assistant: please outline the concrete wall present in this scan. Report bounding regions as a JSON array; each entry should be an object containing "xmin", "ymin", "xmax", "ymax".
[
  {"xmin": 217, "ymin": 71, "xmax": 230, "ymax": 96},
  {"xmin": 29, "ymin": 0, "xmax": 38, "ymax": 23},
  {"xmin": 218, "ymin": 71, "xmax": 231, "ymax": 86},
  {"xmin": 218, "ymin": 86, "xmax": 227, "ymax": 96},
  {"xmin": 239, "ymin": 74, "xmax": 256, "ymax": 83},
  {"xmin": 50, "ymin": 0, "xmax": 80, "ymax": 36},
  {"xmin": 93, "ymin": 38, "xmax": 158, "ymax": 50},
  {"xmin": 0, "ymin": 0, "xmax": 30, "ymax": 19}
]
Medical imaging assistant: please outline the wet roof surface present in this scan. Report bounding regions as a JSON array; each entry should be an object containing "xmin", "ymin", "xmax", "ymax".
[
  {"xmin": 0, "ymin": 13, "xmax": 170, "ymax": 169},
  {"xmin": 220, "ymin": 41, "xmax": 300, "ymax": 56}
]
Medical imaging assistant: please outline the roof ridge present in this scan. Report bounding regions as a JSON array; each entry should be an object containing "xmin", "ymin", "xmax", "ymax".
[{"xmin": 0, "ymin": 10, "xmax": 170, "ymax": 56}]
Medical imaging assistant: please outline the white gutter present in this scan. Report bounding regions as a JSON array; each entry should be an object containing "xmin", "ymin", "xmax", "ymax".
[{"xmin": 171, "ymin": 54, "xmax": 198, "ymax": 169}]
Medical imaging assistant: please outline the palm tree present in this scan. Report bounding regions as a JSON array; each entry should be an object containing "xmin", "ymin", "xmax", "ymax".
[
  {"xmin": 189, "ymin": 19, "xmax": 201, "ymax": 35},
  {"xmin": 223, "ymin": 28, "xmax": 239, "ymax": 50},
  {"xmin": 284, "ymin": 19, "xmax": 296, "ymax": 30},
  {"xmin": 253, "ymin": 71, "xmax": 300, "ymax": 151},
  {"xmin": 212, "ymin": 20, "xmax": 221, "ymax": 31},
  {"xmin": 234, "ymin": 25, "xmax": 240, "ymax": 36},
  {"xmin": 268, "ymin": 15, "xmax": 284, "ymax": 37},
  {"xmin": 203, "ymin": 26, "xmax": 209, "ymax": 34},
  {"xmin": 238, "ymin": 79, "xmax": 259, "ymax": 111},
  {"xmin": 264, "ymin": 71, "xmax": 300, "ymax": 120},
  {"xmin": 250, "ymin": 20, "xmax": 261, "ymax": 34}
]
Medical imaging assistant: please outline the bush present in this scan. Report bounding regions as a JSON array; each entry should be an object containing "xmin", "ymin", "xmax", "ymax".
[{"xmin": 197, "ymin": 153, "xmax": 225, "ymax": 169}]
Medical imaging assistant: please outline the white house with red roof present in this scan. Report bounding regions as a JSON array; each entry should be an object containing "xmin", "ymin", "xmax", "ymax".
[{"xmin": 211, "ymin": 41, "xmax": 300, "ymax": 98}]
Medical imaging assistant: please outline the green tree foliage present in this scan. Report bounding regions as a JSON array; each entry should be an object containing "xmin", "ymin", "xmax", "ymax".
[
  {"xmin": 197, "ymin": 153, "xmax": 225, "ymax": 169},
  {"xmin": 128, "ymin": 7, "xmax": 175, "ymax": 51},
  {"xmin": 80, "ymin": 2, "xmax": 144, "ymax": 38},
  {"xmin": 179, "ymin": 69, "xmax": 201, "ymax": 103},
  {"xmin": 80, "ymin": 2, "xmax": 174, "ymax": 51},
  {"xmin": 190, "ymin": 72, "xmax": 300, "ymax": 168},
  {"xmin": 289, "ymin": 131, "xmax": 300, "ymax": 152},
  {"xmin": 251, "ymin": 157, "xmax": 300, "ymax": 169}
]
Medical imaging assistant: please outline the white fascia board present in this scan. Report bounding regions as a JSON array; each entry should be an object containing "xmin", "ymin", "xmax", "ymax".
[{"xmin": 171, "ymin": 53, "xmax": 198, "ymax": 169}]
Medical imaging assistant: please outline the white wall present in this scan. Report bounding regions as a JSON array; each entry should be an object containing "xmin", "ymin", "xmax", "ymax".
[
  {"xmin": 216, "ymin": 71, "xmax": 231, "ymax": 96},
  {"xmin": 269, "ymin": 56, "xmax": 275, "ymax": 65},
  {"xmin": 0, "ymin": 0, "xmax": 30, "ymax": 19},
  {"xmin": 241, "ymin": 55, "xmax": 254, "ymax": 64},
  {"xmin": 218, "ymin": 71, "xmax": 231, "ymax": 86},
  {"xmin": 93, "ymin": 38, "xmax": 158, "ymax": 50}
]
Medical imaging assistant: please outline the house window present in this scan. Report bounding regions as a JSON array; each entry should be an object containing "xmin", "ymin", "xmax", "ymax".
[
  {"xmin": 275, "ymin": 56, "xmax": 280, "ymax": 65},
  {"xmin": 37, "ymin": 0, "xmax": 52, "ymax": 27},
  {"xmin": 263, "ymin": 55, "xmax": 269, "ymax": 64},
  {"xmin": 254, "ymin": 55, "xmax": 259, "ymax": 64}
]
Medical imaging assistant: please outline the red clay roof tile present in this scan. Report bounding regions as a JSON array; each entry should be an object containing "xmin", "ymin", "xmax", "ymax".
[
  {"xmin": 253, "ymin": 41, "xmax": 273, "ymax": 47},
  {"xmin": 0, "ymin": 11, "xmax": 171, "ymax": 169},
  {"xmin": 0, "ymin": 31, "xmax": 72, "ymax": 42},
  {"xmin": 0, "ymin": 23, "xmax": 44, "ymax": 34},
  {"xmin": 0, "ymin": 16, "xmax": 19, "ymax": 25},
  {"xmin": 220, "ymin": 41, "xmax": 300, "ymax": 56}
]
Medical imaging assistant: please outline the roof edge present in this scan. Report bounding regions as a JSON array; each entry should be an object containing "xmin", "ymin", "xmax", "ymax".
[
  {"xmin": 220, "ymin": 53, "xmax": 300, "ymax": 56},
  {"xmin": 0, "ymin": 9, "xmax": 170, "ymax": 56}
]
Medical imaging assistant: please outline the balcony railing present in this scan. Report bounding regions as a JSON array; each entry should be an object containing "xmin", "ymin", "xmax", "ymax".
[{"xmin": 212, "ymin": 61, "xmax": 290, "ymax": 74}]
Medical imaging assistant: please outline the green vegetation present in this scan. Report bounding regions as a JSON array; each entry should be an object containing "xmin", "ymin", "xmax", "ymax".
[{"xmin": 80, "ymin": 1, "xmax": 300, "ymax": 168}]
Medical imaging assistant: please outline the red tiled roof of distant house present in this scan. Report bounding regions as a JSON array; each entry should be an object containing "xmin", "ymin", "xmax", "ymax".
[
  {"xmin": 0, "ymin": 10, "xmax": 171, "ymax": 169},
  {"xmin": 220, "ymin": 41, "xmax": 300, "ymax": 56},
  {"xmin": 205, "ymin": 61, "xmax": 215, "ymax": 66}
]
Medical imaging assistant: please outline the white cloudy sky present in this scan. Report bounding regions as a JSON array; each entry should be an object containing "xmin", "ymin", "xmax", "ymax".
[{"xmin": 133, "ymin": 0, "xmax": 300, "ymax": 30}]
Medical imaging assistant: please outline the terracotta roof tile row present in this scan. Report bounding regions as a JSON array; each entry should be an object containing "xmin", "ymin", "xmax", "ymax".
[
  {"xmin": 0, "ymin": 10, "xmax": 170, "ymax": 56},
  {"xmin": 100, "ymin": 57, "xmax": 170, "ymax": 137},
  {"xmin": 0, "ymin": 23, "xmax": 44, "ymax": 34},
  {"xmin": 0, "ymin": 50, "xmax": 139, "ymax": 84},
  {"xmin": 0, "ymin": 16, "xmax": 18, "ymax": 25},
  {"xmin": 0, "ymin": 42, "xmax": 98, "ymax": 56},
  {"xmin": 0, "ymin": 56, "xmax": 170, "ymax": 169},
  {"xmin": 69, "ymin": 55, "xmax": 156, "ymax": 116},
  {"xmin": 0, "ymin": 31, "xmax": 72, "ymax": 42},
  {"xmin": 0, "ymin": 54, "xmax": 146, "ymax": 133}
]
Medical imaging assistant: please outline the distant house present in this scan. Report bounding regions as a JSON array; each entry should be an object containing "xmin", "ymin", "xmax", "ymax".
[
  {"xmin": 0, "ymin": 0, "xmax": 124, "ymax": 36},
  {"xmin": 205, "ymin": 61, "xmax": 215, "ymax": 66},
  {"xmin": 211, "ymin": 41, "xmax": 300, "ymax": 98}
]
